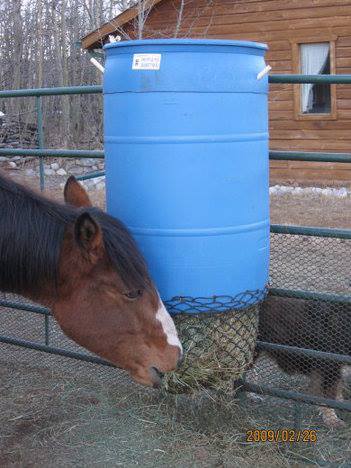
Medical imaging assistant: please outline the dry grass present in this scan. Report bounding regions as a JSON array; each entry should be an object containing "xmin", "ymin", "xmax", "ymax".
[{"xmin": 1, "ymin": 357, "xmax": 350, "ymax": 467}]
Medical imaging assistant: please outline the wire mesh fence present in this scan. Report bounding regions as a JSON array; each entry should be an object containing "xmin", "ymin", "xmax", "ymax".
[
  {"xmin": 244, "ymin": 232, "xmax": 351, "ymax": 428},
  {"xmin": 0, "ymin": 231, "xmax": 350, "ymax": 424},
  {"xmin": 270, "ymin": 233, "xmax": 350, "ymax": 295}
]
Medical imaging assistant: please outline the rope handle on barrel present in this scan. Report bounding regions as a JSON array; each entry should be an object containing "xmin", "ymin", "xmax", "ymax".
[
  {"xmin": 257, "ymin": 65, "xmax": 272, "ymax": 80},
  {"xmin": 90, "ymin": 58, "xmax": 105, "ymax": 74},
  {"xmin": 89, "ymin": 35, "xmax": 120, "ymax": 74}
]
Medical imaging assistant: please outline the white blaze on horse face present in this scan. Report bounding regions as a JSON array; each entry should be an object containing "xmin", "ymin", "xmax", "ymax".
[{"xmin": 156, "ymin": 300, "xmax": 183, "ymax": 353}]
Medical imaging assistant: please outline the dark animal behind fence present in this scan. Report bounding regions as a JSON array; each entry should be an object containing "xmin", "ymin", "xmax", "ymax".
[{"xmin": 256, "ymin": 295, "xmax": 351, "ymax": 427}]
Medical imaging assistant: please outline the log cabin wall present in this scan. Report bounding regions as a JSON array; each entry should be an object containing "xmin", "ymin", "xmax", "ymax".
[{"xmin": 123, "ymin": 0, "xmax": 351, "ymax": 187}]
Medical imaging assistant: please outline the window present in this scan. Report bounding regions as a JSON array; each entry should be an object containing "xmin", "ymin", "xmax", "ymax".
[
  {"xmin": 300, "ymin": 43, "xmax": 331, "ymax": 114},
  {"xmin": 291, "ymin": 38, "xmax": 336, "ymax": 120}
]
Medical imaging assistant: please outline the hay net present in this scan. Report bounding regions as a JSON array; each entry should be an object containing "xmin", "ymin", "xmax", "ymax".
[{"xmin": 162, "ymin": 289, "xmax": 266, "ymax": 394}]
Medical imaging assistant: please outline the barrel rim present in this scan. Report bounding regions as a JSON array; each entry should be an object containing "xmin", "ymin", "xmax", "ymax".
[{"xmin": 103, "ymin": 38, "xmax": 268, "ymax": 51}]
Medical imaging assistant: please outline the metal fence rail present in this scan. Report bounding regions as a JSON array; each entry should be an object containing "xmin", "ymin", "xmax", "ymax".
[
  {"xmin": 0, "ymin": 85, "xmax": 102, "ymax": 98},
  {"xmin": 269, "ymin": 150, "xmax": 351, "ymax": 163},
  {"xmin": 0, "ymin": 75, "xmax": 350, "ymax": 415},
  {"xmin": 0, "ymin": 148, "xmax": 104, "ymax": 158}
]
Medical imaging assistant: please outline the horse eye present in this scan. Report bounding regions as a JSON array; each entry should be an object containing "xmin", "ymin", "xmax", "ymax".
[{"xmin": 124, "ymin": 289, "xmax": 143, "ymax": 300}]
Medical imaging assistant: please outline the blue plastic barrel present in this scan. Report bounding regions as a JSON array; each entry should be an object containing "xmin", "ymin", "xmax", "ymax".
[{"xmin": 103, "ymin": 39, "xmax": 269, "ymax": 306}]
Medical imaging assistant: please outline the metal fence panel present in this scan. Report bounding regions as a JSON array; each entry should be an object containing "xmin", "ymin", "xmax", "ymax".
[{"xmin": 0, "ymin": 78, "xmax": 350, "ymax": 425}]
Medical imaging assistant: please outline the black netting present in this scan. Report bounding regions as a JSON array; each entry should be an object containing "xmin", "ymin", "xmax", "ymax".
[{"xmin": 165, "ymin": 289, "xmax": 267, "ymax": 314}]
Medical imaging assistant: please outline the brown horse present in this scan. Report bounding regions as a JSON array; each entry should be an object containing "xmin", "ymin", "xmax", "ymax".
[{"xmin": 0, "ymin": 173, "xmax": 182, "ymax": 387}]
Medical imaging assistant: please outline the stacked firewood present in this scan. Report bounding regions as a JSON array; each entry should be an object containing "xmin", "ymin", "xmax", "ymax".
[{"xmin": 0, "ymin": 116, "xmax": 37, "ymax": 148}]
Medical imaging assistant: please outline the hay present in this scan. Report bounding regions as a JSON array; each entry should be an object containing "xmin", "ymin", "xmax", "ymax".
[{"xmin": 163, "ymin": 305, "xmax": 259, "ymax": 394}]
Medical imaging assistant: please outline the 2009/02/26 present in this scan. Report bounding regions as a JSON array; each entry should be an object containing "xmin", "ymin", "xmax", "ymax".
[{"xmin": 246, "ymin": 429, "xmax": 318, "ymax": 443}]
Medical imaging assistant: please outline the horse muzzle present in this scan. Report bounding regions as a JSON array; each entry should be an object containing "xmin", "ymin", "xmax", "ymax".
[{"xmin": 149, "ymin": 366, "xmax": 165, "ymax": 388}]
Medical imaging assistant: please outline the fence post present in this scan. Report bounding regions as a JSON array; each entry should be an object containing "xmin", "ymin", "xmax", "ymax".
[
  {"xmin": 35, "ymin": 96, "xmax": 45, "ymax": 191},
  {"xmin": 44, "ymin": 315, "xmax": 50, "ymax": 346},
  {"xmin": 36, "ymin": 95, "xmax": 50, "ymax": 343}
]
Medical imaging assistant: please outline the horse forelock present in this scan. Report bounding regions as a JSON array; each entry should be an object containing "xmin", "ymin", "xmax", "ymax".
[{"xmin": 86, "ymin": 207, "xmax": 152, "ymax": 292}]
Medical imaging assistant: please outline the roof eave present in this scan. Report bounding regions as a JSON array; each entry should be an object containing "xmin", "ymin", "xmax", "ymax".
[{"xmin": 81, "ymin": 0, "xmax": 165, "ymax": 50}]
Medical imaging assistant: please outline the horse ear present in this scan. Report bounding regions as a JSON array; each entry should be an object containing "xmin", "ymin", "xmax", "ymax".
[
  {"xmin": 75, "ymin": 212, "xmax": 103, "ymax": 260},
  {"xmin": 64, "ymin": 176, "xmax": 92, "ymax": 208}
]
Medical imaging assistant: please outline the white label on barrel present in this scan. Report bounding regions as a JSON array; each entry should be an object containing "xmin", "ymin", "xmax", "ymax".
[{"xmin": 132, "ymin": 54, "xmax": 161, "ymax": 70}]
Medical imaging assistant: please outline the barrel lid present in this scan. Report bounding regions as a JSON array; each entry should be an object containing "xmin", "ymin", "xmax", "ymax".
[
  {"xmin": 103, "ymin": 37, "xmax": 268, "ymax": 94},
  {"xmin": 104, "ymin": 38, "xmax": 268, "ymax": 51}
]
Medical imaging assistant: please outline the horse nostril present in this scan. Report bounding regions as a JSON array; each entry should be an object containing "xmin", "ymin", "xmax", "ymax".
[
  {"xmin": 150, "ymin": 366, "xmax": 164, "ymax": 388},
  {"xmin": 152, "ymin": 366, "xmax": 165, "ymax": 379}
]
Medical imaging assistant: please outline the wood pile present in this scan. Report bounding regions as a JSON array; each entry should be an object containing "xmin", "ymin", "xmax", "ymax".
[{"xmin": 0, "ymin": 116, "xmax": 37, "ymax": 148}]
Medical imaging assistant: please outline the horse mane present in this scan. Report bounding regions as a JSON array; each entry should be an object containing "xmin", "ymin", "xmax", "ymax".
[{"xmin": 0, "ymin": 173, "xmax": 151, "ymax": 297}]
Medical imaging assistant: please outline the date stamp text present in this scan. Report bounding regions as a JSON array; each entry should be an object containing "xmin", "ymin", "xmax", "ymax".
[{"xmin": 246, "ymin": 429, "xmax": 317, "ymax": 443}]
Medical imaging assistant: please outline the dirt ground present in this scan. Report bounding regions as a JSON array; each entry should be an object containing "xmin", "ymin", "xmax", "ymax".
[
  {"xmin": 1, "ymin": 170, "xmax": 351, "ymax": 467},
  {"xmin": 270, "ymin": 192, "xmax": 351, "ymax": 230}
]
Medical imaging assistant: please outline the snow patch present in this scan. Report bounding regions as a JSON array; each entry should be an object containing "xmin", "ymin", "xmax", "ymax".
[{"xmin": 270, "ymin": 185, "xmax": 350, "ymax": 198}]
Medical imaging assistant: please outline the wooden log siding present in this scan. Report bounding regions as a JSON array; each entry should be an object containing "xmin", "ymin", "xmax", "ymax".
[{"xmin": 120, "ymin": 0, "xmax": 351, "ymax": 187}]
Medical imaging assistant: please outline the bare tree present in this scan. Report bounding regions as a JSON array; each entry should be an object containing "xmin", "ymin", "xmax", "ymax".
[
  {"xmin": 0, "ymin": 0, "xmax": 215, "ymax": 149},
  {"xmin": 0, "ymin": 0, "xmax": 133, "ymax": 148},
  {"xmin": 174, "ymin": 0, "xmax": 185, "ymax": 38},
  {"xmin": 135, "ymin": 0, "xmax": 154, "ymax": 39}
]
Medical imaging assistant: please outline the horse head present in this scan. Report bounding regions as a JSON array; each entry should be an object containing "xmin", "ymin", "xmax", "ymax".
[{"xmin": 53, "ymin": 176, "xmax": 182, "ymax": 387}]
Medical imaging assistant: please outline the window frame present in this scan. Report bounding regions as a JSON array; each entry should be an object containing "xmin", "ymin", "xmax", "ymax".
[{"xmin": 291, "ymin": 37, "xmax": 337, "ymax": 121}]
